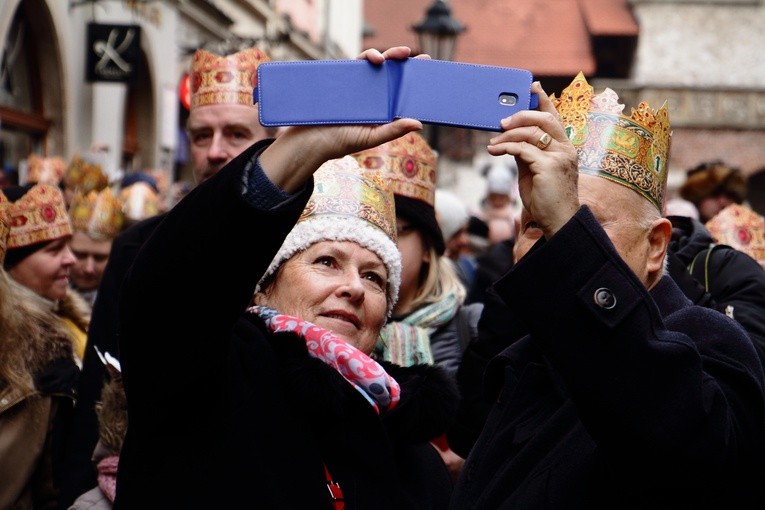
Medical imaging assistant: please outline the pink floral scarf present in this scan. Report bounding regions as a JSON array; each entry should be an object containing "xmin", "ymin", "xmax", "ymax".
[
  {"xmin": 97, "ymin": 455, "xmax": 119, "ymax": 502},
  {"xmin": 248, "ymin": 306, "xmax": 400, "ymax": 413}
]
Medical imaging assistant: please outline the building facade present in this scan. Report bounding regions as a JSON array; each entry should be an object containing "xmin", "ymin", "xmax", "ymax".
[{"xmin": 0, "ymin": 0, "xmax": 361, "ymax": 188}]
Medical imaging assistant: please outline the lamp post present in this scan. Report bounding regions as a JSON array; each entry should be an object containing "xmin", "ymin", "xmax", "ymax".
[
  {"xmin": 412, "ymin": 0, "xmax": 466, "ymax": 151},
  {"xmin": 412, "ymin": 0, "xmax": 466, "ymax": 61}
]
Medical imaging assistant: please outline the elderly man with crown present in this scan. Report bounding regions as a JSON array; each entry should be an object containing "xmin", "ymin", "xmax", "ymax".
[{"xmin": 447, "ymin": 74, "xmax": 765, "ymax": 509}]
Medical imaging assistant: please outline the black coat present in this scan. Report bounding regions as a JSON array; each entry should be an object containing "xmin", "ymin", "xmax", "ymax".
[
  {"xmin": 667, "ymin": 214, "xmax": 765, "ymax": 365},
  {"xmin": 57, "ymin": 210, "xmax": 166, "ymax": 509},
  {"xmin": 450, "ymin": 207, "xmax": 765, "ymax": 509},
  {"xmin": 114, "ymin": 142, "xmax": 458, "ymax": 509}
]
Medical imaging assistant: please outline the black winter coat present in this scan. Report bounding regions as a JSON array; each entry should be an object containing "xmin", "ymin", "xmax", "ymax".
[
  {"xmin": 667, "ymin": 214, "xmax": 765, "ymax": 366},
  {"xmin": 450, "ymin": 207, "xmax": 765, "ymax": 509},
  {"xmin": 114, "ymin": 142, "xmax": 458, "ymax": 510}
]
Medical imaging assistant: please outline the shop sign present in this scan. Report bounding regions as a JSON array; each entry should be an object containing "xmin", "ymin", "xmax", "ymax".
[{"xmin": 86, "ymin": 23, "xmax": 141, "ymax": 83}]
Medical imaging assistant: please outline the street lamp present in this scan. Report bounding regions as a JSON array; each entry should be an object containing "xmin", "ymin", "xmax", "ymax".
[
  {"xmin": 412, "ymin": 0, "xmax": 466, "ymax": 153},
  {"xmin": 412, "ymin": 0, "xmax": 466, "ymax": 61}
]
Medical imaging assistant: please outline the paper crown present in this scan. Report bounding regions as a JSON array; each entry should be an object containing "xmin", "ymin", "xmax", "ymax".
[
  {"xmin": 0, "ymin": 183, "xmax": 73, "ymax": 249},
  {"xmin": 551, "ymin": 72, "xmax": 671, "ymax": 211},
  {"xmin": 0, "ymin": 195, "xmax": 8, "ymax": 264},
  {"xmin": 257, "ymin": 156, "xmax": 401, "ymax": 315},
  {"xmin": 120, "ymin": 181, "xmax": 162, "ymax": 223},
  {"xmin": 706, "ymin": 204, "xmax": 765, "ymax": 267},
  {"xmin": 352, "ymin": 132, "xmax": 437, "ymax": 207},
  {"xmin": 69, "ymin": 188, "xmax": 125, "ymax": 241},
  {"xmin": 27, "ymin": 155, "xmax": 66, "ymax": 185},
  {"xmin": 63, "ymin": 155, "xmax": 109, "ymax": 194},
  {"xmin": 190, "ymin": 48, "xmax": 271, "ymax": 109}
]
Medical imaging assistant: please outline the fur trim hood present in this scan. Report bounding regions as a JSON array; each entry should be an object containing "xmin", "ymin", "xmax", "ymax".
[{"xmin": 679, "ymin": 162, "xmax": 747, "ymax": 205}]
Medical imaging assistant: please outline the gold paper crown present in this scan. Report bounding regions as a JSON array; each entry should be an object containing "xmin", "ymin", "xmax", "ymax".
[
  {"xmin": 551, "ymin": 72, "xmax": 671, "ymax": 211},
  {"xmin": 27, "ymin": 155, "xmax": 66, "ymax": 185},
  {"xmin": 706, "ymin": 204, "xmax": 765, "ymax": 267},
  {"xmin": 300, "ymin": 156, "xmax": 397, "ymax": 241},
  {"xmin": 0, "ymin": 183, "xmax": 73, "ymax": 249},
  {"xmin": 120, "ymin": 182, "xmax": 162, "ymax": 222},
  {"xmin": 190, "ymin": 48, "xmax": 271, "ymax": 109},
  {"xmin": 352, "ymin": 132, "xmax": 437, "ymax": 207},
  {"xmin": 64, "ymin": 155, "xmax": 109, "ymax": 194},
  {"xmin": 69, "ymin": 188, "xmax": 125, "ymax": 241}
]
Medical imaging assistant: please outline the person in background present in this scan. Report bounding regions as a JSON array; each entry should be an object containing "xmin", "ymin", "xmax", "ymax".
[
  {"xmin": 476, "ymin": 155, "xmax": 519, "ymax": 246},
  {"xmin": 0, "ymin": 185, "xmax": 83, "ymax": 509},
  {"xmin": 115, "ymin": 69, "xmax": 458, "ymax": 508},
  {"xmin": 354, "ymin": 133, "xmax": 482, "ymax": 482},
  {"xmin": 665, "ymin": 203, "xmax": 765, "ymax": 366},
  {"xmin": 664, "ymin": 196, "xmax": 699, "ymax": 220},
  {"xmin": 56, "ymin": 44, "xmax": 276, "ymax": 509},
  {"xmin": 449, "ymin": 73, "xmax": 765, "ymax": 509},
  {"xmin": 61, "ymin": 155, "xmax": 109, "ymax": 209},
  {"xmin": 679, "ymin": 160, "xmax": 748, "ymax": 223},
  {"xmin": 68, "ymin": 353, "xmax": 125, "ymax": 510},
  {"xmin": 68, "ymin": 188, "xmax": 125, "ymax": 307},
  {"xmin": 434, "ymin": 188, "xmax": 474, "ymax": 287}
]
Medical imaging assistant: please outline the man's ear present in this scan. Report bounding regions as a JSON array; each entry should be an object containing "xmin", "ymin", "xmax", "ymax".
[{"xmin": 647, "ymin": 217, "xmax": 673, "ymax": 276}]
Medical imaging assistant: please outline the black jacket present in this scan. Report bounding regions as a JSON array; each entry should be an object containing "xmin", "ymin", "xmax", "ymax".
[
  {"xmin": 57, "ymin": 211, "xmax": 166, "ymax": 509},
  {"xmin": 450, "ymin": 207, "xmax": 765, "ymax": 509},
  {"xmin": 667, "ymin": 214, "xmax": 765, "ymax": 365},
  {"xmin": 114, "ymin": 141, "xmax": 458, "ymax": 509}
]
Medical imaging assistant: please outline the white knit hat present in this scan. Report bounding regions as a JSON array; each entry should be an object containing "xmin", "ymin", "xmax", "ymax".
[
  {"xmin": 434, "ymin": 188, "xmax": 469, "ymax": 242},
  {"xmin": 257, "ymin": 156, "xmax": 401, "ymax": 316}
]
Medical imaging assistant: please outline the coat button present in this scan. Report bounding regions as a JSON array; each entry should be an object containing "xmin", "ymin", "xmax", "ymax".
[{"xmin": 594, "ymin": 288, "xmax": 616, "ymax": 309}]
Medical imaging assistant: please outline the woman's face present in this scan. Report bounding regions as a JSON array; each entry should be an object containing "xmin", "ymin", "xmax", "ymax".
[
  {"xmin": 9, "ymin": 237, "xmax": 76, "ymax": 301},
  {"xmin": 394, "ymin": 217, "xmax": 430, "ymax": 315},
  {"xmin": 255, "ymin": 240, "xmax": 389, "ymax": 354}
]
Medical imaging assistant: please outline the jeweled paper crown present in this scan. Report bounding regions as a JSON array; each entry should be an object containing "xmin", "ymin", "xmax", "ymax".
[
  {"xmin": 27, "ymin": 155, "xmax": 66, "ymax": 185},
  {"xmin": 63, "ymin": 155, "xmax": 109, "ymax": 194},
  {"xmin": 551, "ymin": 72, "xmax": 671, "ymax": 211},
  {"xmin": 69, "ymin": 188, "xmax": 125, "ymax": 241},
  {"xmin": 257, "ymin": 156, "xmax": 401, "ymax": 315},
  {"xmin": 190, "ymin": 48, "xmax": 271, "ymax": 109},
  {"xmin": 706, "ymin": 204, "xmax": 765, "ymax": 268},
  {"xmin": 0, "ymin": 183, "xmax": 73, "ymax": 249},
  {"xmin": 352, "ymin": 132, "xmax": 437, "ymax": 207}
]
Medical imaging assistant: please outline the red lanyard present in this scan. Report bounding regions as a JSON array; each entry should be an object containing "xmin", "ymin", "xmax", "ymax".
[{"xmin": 324, "ymin": 464, "xmax": 344, "ymax": 510}]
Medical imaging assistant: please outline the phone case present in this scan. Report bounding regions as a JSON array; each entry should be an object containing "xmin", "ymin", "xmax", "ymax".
[{"xmin": 254, "ymin": 58, "xmax": 539, "ymax": 132}]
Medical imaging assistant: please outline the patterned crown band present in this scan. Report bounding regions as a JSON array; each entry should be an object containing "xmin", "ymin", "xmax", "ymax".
[
  {"xmin": 353, "ymin": 132, "xmax": 437, "ymax": 207},
  {"xmin": 64, "ymin": 155, "xmax": 109, "ymax": 194},
  {"xmin": 190, "ymin": 48, "xmax": 271, "ymax": 109},
  {"xmin": 0, "ymin": 183, "xmax": 73, "ymax": 249},
  {"xmin": 27, "ymin": 155, "xmax": 66, "ymax": 185},
  {"xmin": 69, "ymin": 188, "xmax": 125, "ymax": 241},
  {"xmin": 301, "ymin": 156, "xmax": 397, "ymax": 241},
  {"xmin": 551, "ymin": 72, "xmax": 671, "ymax": 211}
]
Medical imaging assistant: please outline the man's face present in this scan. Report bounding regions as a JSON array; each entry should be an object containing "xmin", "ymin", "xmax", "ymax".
[
  {"xmin": 69, "ymin": 230, "xmax": 112, "ymax": 292},
  {"xmin": 514, "ymin": 175, "xmax": 660, "ymax": 287},
  {"xmin": 186, "ymin": 103, "xmax": 271, "ymax": 184}
]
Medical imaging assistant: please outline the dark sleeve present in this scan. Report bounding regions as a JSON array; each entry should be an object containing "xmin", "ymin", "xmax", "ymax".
[{"xmin": 118, "ymin": 140, "xmax": 313, "ymax": 425}]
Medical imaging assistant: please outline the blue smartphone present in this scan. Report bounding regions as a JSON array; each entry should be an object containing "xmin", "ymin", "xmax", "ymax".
[{"xmin": 254, "ymin": 58, "xmax": 539, "ymax": 132}]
